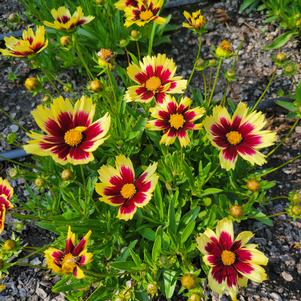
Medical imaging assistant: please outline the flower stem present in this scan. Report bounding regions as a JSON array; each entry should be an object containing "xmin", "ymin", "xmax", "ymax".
[
  {"xmin": 148, "ymin": 23, "xmax": 157, "ymax": 56},
  {"xmin": 187, "ymin": 36, "xmax": 202, "ymax": 88},
  {"xmin": 202, "ymin": 71, "xmax": 207, "ymax": 102},
  {"xmin": 267, "ymin": 118, "xmax": 300, "ymax": 157},
  {"xmin": 252, "ymin": 71, "xmax": 276, "ymax": 111},
  {"xmin": 106, "ymin": 68, "xmax": 118, "ymax": 109},
  {"xmin": 268, "ymin": 211, "xmax": 286, "ymax": 218},
  {"xmin": 208, "ymin": 58, "xmax": 223, "ymax": 107},
  {"xmin": 136, "ymin": 41, "xmax": 141, "ymax": 61},
  {"xmin": 221, "ymin": 82, "xmax": 229, "ymax": 106}
]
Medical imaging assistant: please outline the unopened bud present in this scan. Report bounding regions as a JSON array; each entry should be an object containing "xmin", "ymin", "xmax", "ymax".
[
  {"xmin": 290, "ymin": 191, "xmax": 301, "ymax": 204},
  {"xmin": 24, "ymin": 77, "xmax": 39, "ymax": 91},
  {"xmin": 276, "ymin": 52, "xmax": 286, "ymax": 63},
  {"xmin": 246, "ymin": 179, "xmax": 260, "ymax": 192},
  {"xmin": 225, "ymin": 69, "xmax": 236, "ymax": 81},
  {"xmin": 60, "ymin": 36, "xmax": 71, "ymax": 47},
  {"xmin": 181, "ymin": 273, "xmax": 197, "ymax": 290},
  {"xmin": 203, "ymin": 197, "xmax": 212, "ymax": 206},
  {"xmin": 61, "ymin": 169, "xmax": 73, "ymax": 181},
  {"xmin": 35, "ymin": 178, "xmax": 45, "ymax": 188},
  {"xmin": 13, "ymin": 221, "xmax": 25, "ymax": 232},
  {"xmin": 63, "ymin": 83, "xmax": 72, "ymax": 92},
  {"xmin": 207, "ymin": 59, "xmax": 217, "ymax": 67},
  {"xmin": 119, "ymin": 39, "xmax": 128, "ymax": 48},
  {"xmin": 3, "ymin": 240, "xmax": 16, "ymax": 251},
  {"xmin": 229, "ymin": 205, "xmax": 243, "ymax": 218},
  {"xmin": 89, "ymin": 79, "xmax": 103, "ymax": 92},
  {"xmin": 42, "ymin": 95, "xmax": 50, "ymax": 102},
  {"xmin": 291, "ymin": 205, "xmax": 301, "ymax": 216},
  {"xmin": 8, "ymin": 13, "xmax": 19, "ymax": 23},
  {"xmin": 188, "ymin": 294, "xmax": 202, "ymax": 301},
  {"xmin": 147, "ymin": 283, "xmax": 158, "ymax": 297},
  {"xmin": 96, "ymin": 0, "xmax": 104, "ymax": 4},
  {"xmin": 8, "ymin": 167, "xmax": 18, "ymax": 178}
]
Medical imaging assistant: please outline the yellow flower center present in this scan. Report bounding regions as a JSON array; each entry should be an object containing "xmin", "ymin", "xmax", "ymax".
[
  {"xmin": 120, "ymin": 183, "xmax": 136, "ymax": 199},
  {"xmin": 169, "ymin": 113, "xmax": 185, "ymax": 129},
  {"xmin": 221, "ymin": 250, "xmax": 236, "ymax": 266},
  {"xmin": 220, "ymin": 40, "xmax": 233, "ymax": 51},
  {"xmin": 98, "ymin": 48, "xmax": 113, "ymax": 61},
  {"xmin": 140, "ymin": 10, "xmax": 154, "ymax": 21},
  {"xmin": 64, "ymin": 129, "xmax": 83, "ymax": 146},
  {"xmin": 61, "ymin": 253, "xmax": 77, "ymax": 274},
  {"xmin": 226, "ymin": 131, "xmax": 242, "ymax": 145},
  {"xmin": 145, "ymin": 76, "xmax": 161, "ymax": 91}
]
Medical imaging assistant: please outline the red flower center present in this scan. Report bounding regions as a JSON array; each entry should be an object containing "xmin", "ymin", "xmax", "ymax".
[
  {"xmin": 120, "ymin": 183, "xmax": 136, "ymax": 199},
  {"xmin": 221, "ymin": 250, "xmax": 236, "ymax": 266},
  {"xmin": 64, "ymin": 129, "xmax": 83, "ymax": 146},
  {"xmin": 226, "ymin": 131, "xmax": 242, "ymax": 145},
  {"xmin": 140, "ymin": 10, "xmax": 154, "ymax": 21},
  {"xmin": 169, "ymin": 113, "xmax": 185, "ymax": 129},
  {"xmin": 145, "ymin": 76, "xmax": 161, "ymax": 91}
]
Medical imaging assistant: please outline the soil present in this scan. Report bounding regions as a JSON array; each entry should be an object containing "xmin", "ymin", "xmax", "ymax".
[{"xmin": 0, "ymin": 0, "xmax": 300, "ymax": 300}]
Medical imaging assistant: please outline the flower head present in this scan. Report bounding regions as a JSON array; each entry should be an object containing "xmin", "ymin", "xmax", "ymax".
[
  {"xmin": 215, "ymin": 39, "xmax": 234, "ymax": 58},
  {"xmin": 43, "ymin": 6, "xmax": 94, "ymax": 31},
  {"xmin": 203, "ymin": 103, "xmax": 276, "ymax": 170},
  {"xmin": 126, "ymin": 54, "xmax": 187, "ymax": 104},
  {"xmin": 115, "ymin": 0, "xmax": 138, "ymax": 10},
  {"xmin": 97, "ymin": 48, "xmax": 114, "ymax": 69},
  {"xmin": 0, "ymin": 178, "xmax": 14, "ymax": 233},
  {"xmin": 24, "ymin": 96, "xmax": 111, "ymax": 165},
  {"xmin": 196, "ymin": 218, "xmax": 268, "ymax": 300},
  {"xmin": 183, "ymin": 10, "xmax": 206, "ymax": 31},
  {"xmin": 95, "ymin": 155, "xmax": 158, "ymax": 221},
  {"xmin": 123, "ymin": 0, "xmax": 166, "ymax": 27},
  {"xmin": 45, "ymin": 227, "xmax": 92, "ymax": 279},
  {"xmin": 147, "ymin": 96, "xmax": 205, "ymax": 147},
  {"xmin": 0, "ymin": 26, "xmax": 48, "ymax": 58}
]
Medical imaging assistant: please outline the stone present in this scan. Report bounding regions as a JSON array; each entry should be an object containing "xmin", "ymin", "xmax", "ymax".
[
  {"xmin": 281, "ymin": 271, "xmax": 293, "ymax": 282},
  {"xmin": 270, "ymin": 292, "xmax": 282, "ymax": 301}
]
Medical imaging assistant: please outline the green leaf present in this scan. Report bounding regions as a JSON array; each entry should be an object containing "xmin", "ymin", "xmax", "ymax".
[
  {"xmin": 199, "ymin": 188, "xmax": 223, "ymax": 197},
  {"xmin": 264, "ymin": 32, "xmax": 297, "ymax": 50},
  {"xmin": 168, "ymin": 197, "xmax": 176, "ymax": 236},
  {"xmin": 181, "ymin": 221, "xmax": 196, "ymax": 244},
  {"xmin": 239, "ymin": 0, "xmax": 257, "ymax": 13},
  {"xmin": 139, "ymin": 227, "xmax": 156, "ymax": 241},
  {"xmin": 152, "ymin": 229, "xmax": 162, "ymax": 262},
  {"xmin": 111, "ymin": 261, "xmax": 145, "ymax": 272},
  {"xmin": 295, "ymin": 83, "xmax": 301, "ymax": 103},
  {"xmin": 163, "ymin": 270, "xmax": 177, "ymax": 299},
  {"xmin": 276, "ymin": 100, "xmax": 297, "ymax": 112}
]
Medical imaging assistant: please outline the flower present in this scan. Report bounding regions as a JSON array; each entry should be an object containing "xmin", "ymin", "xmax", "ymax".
[
  {"xmin": 196, "ymin": 218, "xmax": 268, "ymax": 300},
  {"xmin": 115, "ymin": 0, "xmax": 138, "ymax": 10},
  {"xmin": 215, "ymin": 39, "xmax": 234, "ymax": 58},
  {"xmin": 203, "ymin": 102, "xmax": 276, "ymax": 170},
  {"xmin": 182, "ymin": 10, "xmax": 206, "ymax": 31},
  {"xmin": 43, "ymin": 6, "xmax": 94, "ymax": 31},
  {"xmin": 146, "ymin": 96, "xmax": 205, "ymax": 147},
  {"xmin": 181, "ymin": 273, "xmax": 197, "ymax": 289},
  {"xmin": 44, "ymin": 227, "xmax": 92, "ymax": 279},
  {"xmin": 24, "ymin": 77, "xmax": 39, "ymax": 91},
  {"xmin": 95, "ymin": 155, "xmax": 158, "ymax": 221},
  {"xmin": 0, "ymin": 26, "xmax": 48, "ymax": 58},
  {"xmin": 123, "ymin": 0, "xmax": 166, "ymax": 27},
  {"xmin": 97, "ymin": 48, "xmax": 114, "ymax": 69},
  {"xmin": 23, "ymin": 96, "xmax": 111, "ymax": 165},
  {"xmin": 0, "ymin": 177, "xmax": 14, "ymax": 233},
  {"xmin": 125, "ymin": 54, "xmax": 187, "ymax": 104}
]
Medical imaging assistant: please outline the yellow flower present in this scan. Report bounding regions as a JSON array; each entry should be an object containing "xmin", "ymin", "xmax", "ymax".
[
  {"xmin": 123, "ymin": 0, "xmax": 166, "ymax": 27},
  {"xmin": 24, "ymin": 77, "xmax": 39, "ymax": 91},
  {"xmin": 215, "ymin": 39, "xmax": 234, "ymax": 58},
  {"xmin": 0, "ymin": 26, "xmax": 48, "ymax": 58},
  {"xmin": 43, "ymin": 6, "xmax": 94, "ymax": 31},
  {"xmin": 115, "ymin": 0, "xmax": 138, "ymax": 10},
  {"xmin": 97, "ymin": 48, "xmax": 114, "ymax": 69},
  {"xmin": 0, "ymin": 177, "xmax": 14, "ymax": 233},
  {"xmin": 183, "ymin": 10, "xmax": 206, "ymax": 31}
]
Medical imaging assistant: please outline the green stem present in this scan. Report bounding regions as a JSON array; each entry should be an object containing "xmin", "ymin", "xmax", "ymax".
[
  {"xmin": 106, "ymin": 68, "xmax": 117, "ymax": 108},
  {"xmin": 221, "ymin": 82, "xmax": 229, "ymax": 106},
  {"xmin": 202, "ymin": 71, "xmax": 207, "ymax": 102},
  {"xmin": 187, "ymin": 36, "xmax": 202, "ymax": 88},
  {"xmin": 252, "ymin": 72, "xmax": 276, "ymax": 111},
  {"xmin": 208, "ymin": 58, "xmax": 223, "ymax": 107},
  {"xmin": 136, "ymin": 41, "xmax": 141, "ymax": 61},
  {"xmin": 148, "ymin": 23, "xmax": 157, "ymax": 56},
  {"xmin": 267, "ymin": 118, "xmax": 300, "ymax": 157},
  {"xmin": 268, "ymin": 211, "xmax": 286, "ymax": 218}
]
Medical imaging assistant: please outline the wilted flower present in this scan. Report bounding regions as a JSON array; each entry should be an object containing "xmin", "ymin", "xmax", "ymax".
[
  {"xmin": 0, "ymin": 26, "xmax": 48, "ymax": 57},
  {"xmin": 188, "ymin": 294, "xmax": 202, "ymax": 301},
  {"xmin": 275, "ymin": 52, "xmax": 287, "ymax": 65},
  {"xmin": 181, "ymin": 273, "xmax": 197, "ymax": 289},
  {"xmin": 147, "ymin": 96, "xmax": 205, "ymax": 147},
  {"xmin": 43, "ymin": 6, "xmax": 94, "ymax": 31},
  {"xmin": 23, "ymin": 96, "xmax": 111, "ymax": 165},
  {"xmin": 95, "ymin": 155, "xmax": 158, "ymax": 221},
  {"xmin": 229, "ymin": 205, "xmax": 243, "ymax": 218},
  {"xmin": 34, "ymin": 177, "xmax": 45, "ymax": 188},
  {"xmin": 97, "ymin": 48, "xmax": 114, "ymax": 69},
  {"xmin": 246, "ymin": 179, "xmax": 260, "ymax": 192},
  {"xmin": 203, "ymin": 103, "xmax": 276, "ymax": 170},
  {"xmin": 123, "ymin": 0, "xmax": 166, "ymax": 27},
  {"xmin": 125, "ymin": 54, "xmax": 187, "ymax": 104},
  {"xmin": 89, "ymin": 79, "xmax": 103, "ymax": 92},
  {"xmin": 0, "ymin": 177, "xmax": 14, "ymax": 233},
  {"xmin": 182, "ymin": 10, "xmax": 206, "ymax": 31},
  {"xmin": 61, "ymin": 169, "xmax": 73, "ymax": 181},
  {"xmin": 196, "ymin": 218, "xmax": 268, "ymax": 300},
  {"xmin": 215, "ymin": 39, "xmax": 234, "ymax": 58},
  {"xmin": 44, "ymin": 226, "xmax": 92, "ymax": 279},
  {"xmin": 147, "ymin": 283, "xmax": 158, "ymax": 297},
  {"xmin": 60, "ymin": 35, "xmax": 71, "ymax": 47},
  {"xmin": 3, "ymin": 239, "xmax": 16, "ymax": 251},
  {"xmin": 24, "ymin": 77, "xmax": 39, "ymax": 91}
]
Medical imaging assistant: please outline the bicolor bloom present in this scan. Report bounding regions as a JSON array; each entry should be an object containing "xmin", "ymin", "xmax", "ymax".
[
  {"xmin": 0, "ymin": 178, "xmax": 14, "ymax": 233},
  {"xmin": 203, "ymin": 102, "xmax": 276, "ymax": 170},
  {"xmin": 125, "ymin": 54, "xmax": 187, "ymax": 104},
  {"xmin": 123, "ymin": 0, "xmax": 166, "ymax": 27},
  {"xmin": 95, "ymin": 155, "xmax": 158, "ymax": 221},
  {"xmin": 196, "ymin": 218, "xmax": 268, "ymax": 300},
  {"xmin": 97, "ymin": 48, "xmax": 114, "ymax": 69},
  {"xmin": 0, "ymin": 26, "xmax": 48, "ymax": 58},
  {"xmin": 215, "ymin": 39, "xmax": 234, "ymax": 58},
  {"xmin": 182, "ymin": 10, "xmax": 206, "ymax": 31},
  {"xmin": 43, "ymin": 6, "xmax": 94, "ymax": 31},
  {"xmin": 147, "ymin": 96, "xmax": 205, "ymax": 147},
  {"xmin": 23, "ymin": 96, "xmax": 111, "ymax": 165},
  {"xmin": 115, "ymin": 0, "xmax": 138, "ymax": 10},
  {"xmin": 44, "ymin": 227, "xmax": 92, "ymax": 279}
]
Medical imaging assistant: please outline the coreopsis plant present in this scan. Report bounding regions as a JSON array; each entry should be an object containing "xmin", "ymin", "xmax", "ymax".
[
  {"xmin": 0, "ymin": 26, "xmax": 48, "ymax": 57},
  {"xmin": 0, "ymin": 178, "xmax": 14, "ymax": 233},
  {"xmin": 183, "ymin": 10, "xmax": 206, "ymax": 32},
  {"xmin": 215, "ymin": 39, "xmax": 234, "ymax": 58}
]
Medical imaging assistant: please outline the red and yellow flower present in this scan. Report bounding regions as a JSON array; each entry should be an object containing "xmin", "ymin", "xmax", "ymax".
[
  {"xmin": 23, "ymin": 96, "xmax": 111, "ymax": 165},
  {"xmin": 147, "ymin": 96, "xmax": 205, "ymax": 147},
  {"xmin": 43, "ymin": 6, "xmax": 94, "ymax": 31},
  {"xmin": 115, "ymin": 0, "xmax": 138, "ymax": 10},
  {"xmin": 123, "ymin": 0, "xmax": 166, "ymax": 27},
  {"xmin": 44, "ymin": 227, "xmax": 92, "ymax": 279},
  {"xmin": 196, "ymin": 218, "xmax": 268, "ymax": 300},
  {"xmin": 182, "ymin": 10, "xmax": 206, "ymax": 31},
  {"xmin": 0, "ymin": 178, "xmax": 14, "ymax": 233},
  {"xmin": 126, "ymin": 54, "xmax": 187, "ymax": 104},
  {"xmin": 203, "ymin": 103, "xmax": 276, "ymax": 170},
  {"xmin": 0, "ymin": 26, "xmax": 48, "ymax": 58},
  {"xmin": 95, "ymin": 155, "xmax": 158, "ymax": 221}
]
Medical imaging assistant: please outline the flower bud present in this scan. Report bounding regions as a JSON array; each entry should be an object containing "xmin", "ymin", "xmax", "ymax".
[
  {"xmin": 246, "ymin": 179, "xmax": 260, "ymax": 192},
  {"xmin": 24, "ymin": 77, "xmax": 39, "ymax": 91},
  {"xmin": 61, "ymin": 169, "xmax": 73, "ymax": 181},
  {"xmin": 60, "ymin": 36, "xmax": 71, "ymax": 47},
  {"xmin": 119, "ymin": 39, "xmax": 128, "ymax": 48},
  {"xmin": 3, "ymin": 240, "xmax": 16, "ymax": 251},
  {"xmin": 276, "ymin": 52, "xmax": 286, "ymax": 63},
  {"xmin": 291, "ymin": 205, "xmax": 301, "ymax": 216},
  {"xmin": 89, "ymin": 79, "xmax": 103, "ymax": 92},
  {"xmin": 13, "ymin": 221, "xmax": 25, "ymax": 232},
  {"xmin": 181, "ymin": 273, "xmax": 197, "ymax": 290},
  {"xmin": 96, "ymin": 0, "xmax": 104, "ymax": 4},
  {"xmin": 42, "ymin": 95, "xmax": 50, "ymax": 102},
  {"xmin": 215, "ymin": 40, "xmax": 234, "ymax": 58},
  {"xmin": 188, "ymin": 294, "xmax": 202, "ymax": 301},
  {"xmin": 147, "ymin": 283, "xmax": 158, "ymax": 297},
  {"xmin": 283, "ymin": 61, "xmax": 297, "ymax": 76},
  {"xmin": 8, "ymin": 167, "xmax": 18, "ymax": 178},
  {"xmin": 290, "ymin": 191, "xmax": 301, "ymax": 204},
  {"xmin": 63, "ymin": 83, "xmax": 73, "ymax": 92},
  {"xmin": 8, "ymin": 13, "xmax": 19, "ymax": 23},
  {"xmin": 195, "ymin": 58, "xmax": 206, "ymax": 71},
  {"xmin": 207, "ymin": 59, "xmax": 217, "ymax": 67},
  {"xmin": 229, "ymin": 205, "xmax": 243, "ymax": 218},
  {"xmin": 203, "ymin": 197, "xmax": 212, "ymax": 206},
  {"xmin": 225, "ymin": 69, "xmax": 236, "ymax": 82},
  {"xmin": 35, "ymin": 177, "xmax": 45, "ymax": 188}
]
